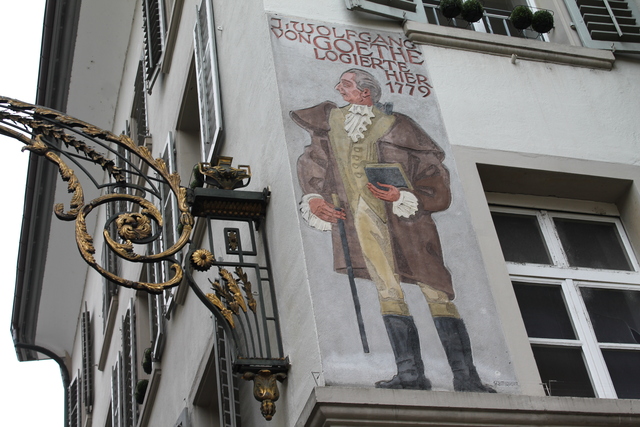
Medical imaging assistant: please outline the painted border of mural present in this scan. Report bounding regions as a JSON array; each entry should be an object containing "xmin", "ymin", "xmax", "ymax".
[{"xmin": 269, "ymin": 14, "xmax": 519, "ymax": 393}]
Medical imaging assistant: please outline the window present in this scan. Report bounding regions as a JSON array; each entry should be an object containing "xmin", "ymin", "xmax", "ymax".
[
  {"xmin": 194, "ymin": 0, "xmax": 224, "ymax": 163},
  {"xmin": 142, "ymin": 0, "xmax": 166, "ymax": 88},
  {"xmin": 346, "ymin": 0, "xmax": 545, "ymax": 38},
  {"xmin": 146, "ymin": 240, "xmax": 166, "ymax": 360},
  {"xmin": 346, "ymin": 0, "xmax": 640, "ymax": 51},
  {"xmin": 491, "ymin": 206, "xmax": 640, "ymax": 398},
  {"xmin": 160, "ymin": 133, "xmax": 181, "ymax": 315},
  {"xmin": 143, "ymin": 133, "xmax": 179, "ymax": 361},
  {"xmin": 102, "ymin": 199, "xmax": 120, "ymax": 331},
  {"xmin": 68, "ymin": 375, "xmax": 81, "ymax": 427},
  {"xmin": 132, "ymin": 61, "xmax": 149, "ymax": 147},
  {"xmin": 81, "ymin": 308, "xmax": 93, "ymax": 414},
  {"xmin": 111, "ymin": 301, "xmax": 138, "ymax": 427}
]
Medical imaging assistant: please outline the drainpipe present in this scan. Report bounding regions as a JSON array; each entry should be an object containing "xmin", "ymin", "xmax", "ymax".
[{"xmin": 13, "ymin": 342, "xmax": 69, "ymax": 427}]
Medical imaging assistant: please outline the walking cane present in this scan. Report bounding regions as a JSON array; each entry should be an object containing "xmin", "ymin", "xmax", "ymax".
[{"xmin": 332, "ymin": 194, "xmax": 370, "ymax": 353}]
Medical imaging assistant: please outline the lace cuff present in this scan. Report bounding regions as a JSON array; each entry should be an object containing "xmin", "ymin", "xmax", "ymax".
[
  {"xmin": 300, "ymin": 194, "xmax": 332, "ymax": 231},
  {"xmin": 392, "ymin": 191, "xmax": 419, "ymax": 218}
]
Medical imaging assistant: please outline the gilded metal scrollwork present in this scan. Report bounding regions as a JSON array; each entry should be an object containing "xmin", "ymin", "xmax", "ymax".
[{"xmin": 0, "ymin": 96, "xmax": 193, "ymax": 293}]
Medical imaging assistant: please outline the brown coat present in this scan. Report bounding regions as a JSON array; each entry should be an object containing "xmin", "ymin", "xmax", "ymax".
[{"xmin": 293, "ymin": 101, "xmax": 455, "ymax": 299}]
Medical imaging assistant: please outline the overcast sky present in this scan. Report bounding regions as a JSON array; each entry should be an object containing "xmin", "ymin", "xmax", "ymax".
[{"xmin": 0, "ymin": 0, "xmax": 65, "ymax": 424}]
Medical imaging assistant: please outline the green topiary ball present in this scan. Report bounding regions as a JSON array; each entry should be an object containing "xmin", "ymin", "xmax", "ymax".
[
  {"xmin": 135, "ymin": 380, "xmax": 149, "ymax": 405},
  {"xmin": 532, "ymin": 10, "xmax": 554, "ymax": 33},
  {"xmin": 142, "ymin": 347, "xmax": 152, "ymax": 375},
  {"xmin": 461, "ymin": 0, "xmax": 484, "ymax": 23},
  {"xmin": 510, "ymin": 5, "xmax": 533, "ymax": 30},
  {"xmin": 439, "ymin": 0, "xmax": 463, "ymax": 19}
]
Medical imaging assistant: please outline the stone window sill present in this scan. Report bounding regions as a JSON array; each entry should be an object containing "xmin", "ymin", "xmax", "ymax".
[{"xmin": 403, "ymin": 21, "xmax": 615, "ymax": 70}]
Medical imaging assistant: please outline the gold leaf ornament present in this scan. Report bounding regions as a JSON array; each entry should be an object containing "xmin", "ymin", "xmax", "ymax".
[
  {"xmin": 191, "ymin": 249, "xmax": 215, "ymax": 272},
  {"xmin": 116, "ymin": 212, "xmax": 152, "ymax": 241}
]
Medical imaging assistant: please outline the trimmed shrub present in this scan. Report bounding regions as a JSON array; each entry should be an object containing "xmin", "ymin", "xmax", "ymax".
[
  {"xmin": 439, "ymin": 0, "xmax": 463, "ymax": 19},
  {"xmin": 532, "ymin": 10, "xmax": 554, "ymax": 33},
  {"xmin": 510, "ymin": 6, "xmax": 533, "ymax": 30},
  {"xmin": 461, "ymin": 0, "xmax": 484, "ymax": 23}
]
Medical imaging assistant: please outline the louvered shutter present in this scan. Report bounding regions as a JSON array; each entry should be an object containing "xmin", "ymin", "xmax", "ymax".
[
  {"xmin": 564, "ymin": 0, "xmax": 640, "ymax": 51},
  {"xmin": 143, "ymin": 0, "xmax": 165, "ymax": 87},
  {"xmin": 68, "ymin": 376, "xmax": 80, "ymax": 427},
  {"xmin": 111, "ymin": 358, "xmax": 122, "ymax": 427},
  {"xmin": 194, "ymin": 0, "xmax": 223, "ymax": 163},
  {"xmin": 132, "ymin": 62, "xmax": 149, "ymax": 145},
  {"xmin": 81, "ymin": 310, "xmax": 93, "ymax": 413},
  {"xmin": 121, "ymin": 304, "xmax": 138, "ymax": 426},
  {"xmin": 345, "ymin": 0, "xmax": 428, "ymax": 22}
]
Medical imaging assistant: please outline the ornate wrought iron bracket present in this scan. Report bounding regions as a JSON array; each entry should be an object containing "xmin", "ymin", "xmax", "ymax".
[
  {"xmin": 0, "ymin": 96, "xmax": 288, "ymax": 421},
  {"xmin": 186, "ymin": 186, "xmax": 288, "ymax": 420}
]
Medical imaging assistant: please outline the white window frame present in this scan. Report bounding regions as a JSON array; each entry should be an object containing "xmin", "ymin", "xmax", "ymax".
[
  {"xmin": 194, "ymin": 0, "xmax": 224, "ymax": 163},
  {"xmin": 160, "ymin": 132, "xmax": 180, "ymax": 316},
  {"xmin": 492, "ymin": 204, "xmax": 640, "ymax": 398}
]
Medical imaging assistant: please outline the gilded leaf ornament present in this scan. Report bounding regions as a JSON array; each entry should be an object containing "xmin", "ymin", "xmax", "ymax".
[
  {"xmin": 235, "ymin": 267, "xmax": 257, "ymax": 313},
  {"xmin": 203, "ymin": 267, "xmax": 259, "ymax": 328}
]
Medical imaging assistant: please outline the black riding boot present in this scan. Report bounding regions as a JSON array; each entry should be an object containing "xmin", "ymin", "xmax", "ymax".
[
  {"xmin": 433, "ymin": 316, "xmax": 496, "ymax": 393},
  {"xmin": 375, "ymin": 315, "xmax": 432, "ymax": 390}
]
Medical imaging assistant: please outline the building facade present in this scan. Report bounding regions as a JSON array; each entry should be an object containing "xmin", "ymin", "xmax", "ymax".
[{"xmin": 9, "ymin": 0, "xmax": 640, "ymax": 425}]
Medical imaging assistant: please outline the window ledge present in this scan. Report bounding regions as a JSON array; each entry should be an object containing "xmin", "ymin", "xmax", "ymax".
[
  {"xmin": 137, "ymin": 365, "xmax": 162, "ymax": 427},
  {"xmin": 299, "ymin": 386, "xmax": 640, "ymax": 426},
  {"xmin": 97, "ymin": 295, "xmax": 119, "ymax": 371},
  {"xmin": 403, "ymin": 21, "xmax": 615, "ymax": 70}
]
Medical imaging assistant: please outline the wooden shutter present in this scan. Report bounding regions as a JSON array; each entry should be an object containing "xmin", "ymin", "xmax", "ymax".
[
  {"xmin": 68, "ymin": 376, "xmax": 80, "ymax": 427},
  {"xmin": 122, "ymin": 304, "xmax": 138, "ymax": 426},
  {"xmin": 132, "ymin": 62, "xmax": 149, "ymax": 145},
  {"xmin": 81, "ymin": 309, "xmax": 93, "ymax": 413},
  {"xmin": 345, "ymin": 0, "xmax": 428, "ymax": 22},
  {"xmin": 564, "ymin": 0, "xmax": 640, "ymax": 51},
  {"xmin": 143, "ymin": 0, "xmax": 165, "ymax": 85},
  {"xmin": 111, "ymin": 358, "xmax": 122, "ymax": 427}
]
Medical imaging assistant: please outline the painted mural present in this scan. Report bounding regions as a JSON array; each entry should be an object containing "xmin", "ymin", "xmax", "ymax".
[{"xmin": 271, "ymin": 16, "xmax": 518, "ymax": 393}]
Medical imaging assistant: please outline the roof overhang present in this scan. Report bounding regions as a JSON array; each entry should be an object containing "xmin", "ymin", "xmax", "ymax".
[{"xmin": 11, "ymin": 0, "xmax": 82, "ymax": 362}]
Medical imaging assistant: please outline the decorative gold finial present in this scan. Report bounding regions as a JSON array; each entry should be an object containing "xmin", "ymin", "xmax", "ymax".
[
  {"xmin": 194, "ymin": 156, "xmax": 251, "ymax": 190},
  {"xmin": 242, "ymin": 370, "xmax": 287, "ymax": 421}
]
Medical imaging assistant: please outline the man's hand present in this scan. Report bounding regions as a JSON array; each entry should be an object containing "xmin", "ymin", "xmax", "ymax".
[
  {"xmin": 309, "ymin": 198, "xmax": 347, "ymax": 223},
  {"xmin": 367, "ymin": 182, "xmax": 400, "ymax": 202}
]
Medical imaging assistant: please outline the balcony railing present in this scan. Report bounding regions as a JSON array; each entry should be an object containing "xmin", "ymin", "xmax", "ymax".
[{"xmin": 421, "ymin": 0, "xmax": 546, "ymax": 39}]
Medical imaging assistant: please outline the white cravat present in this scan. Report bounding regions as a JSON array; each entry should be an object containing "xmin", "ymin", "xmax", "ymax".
[{"xmin": 344, "ymin": 104, "xmax": 375, "ymax": 142}]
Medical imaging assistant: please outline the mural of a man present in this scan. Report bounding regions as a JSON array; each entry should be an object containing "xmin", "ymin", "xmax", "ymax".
[{"xmin": 292, "ymin": 68, "xmax": 495, "ymax": 392}]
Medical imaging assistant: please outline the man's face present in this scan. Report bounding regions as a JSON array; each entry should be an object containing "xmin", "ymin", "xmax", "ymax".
[{"xmin": 335, "ymin": 73, "xmax": 372, "ymax": 106}]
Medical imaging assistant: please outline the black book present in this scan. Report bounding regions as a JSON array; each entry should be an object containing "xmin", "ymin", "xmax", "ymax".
[{"xmin": 364, "ymin": 163, "xmax": 412, "ymax": 190}]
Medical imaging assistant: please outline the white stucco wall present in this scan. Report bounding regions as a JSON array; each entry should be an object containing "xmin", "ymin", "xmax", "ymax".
[{"xmin": 51, "ymin": 0, "xmax": 640, "ymax": 425}]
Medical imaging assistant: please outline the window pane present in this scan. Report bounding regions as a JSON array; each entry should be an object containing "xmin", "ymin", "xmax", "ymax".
[
  {"xmin": 532, "ymin": 345, "xmax": 595, "ymax": 397},
  {"xmin": 580, "ymin": 287, "xmax": 640, "ymax": 344},
  {"xmin": 491, "ymin": 212, "xmax": 552, "ymax": 264},
  {"xmin": 553, "ymin": 218, "xmax": 633, "ymax": 271},
  {"xmin": 513, "ymin": 282, "xmax": 576, "ymax": 339},
  {"xmin": 601, "ymin": 350, "xmax": 640, "ymax": 399}
]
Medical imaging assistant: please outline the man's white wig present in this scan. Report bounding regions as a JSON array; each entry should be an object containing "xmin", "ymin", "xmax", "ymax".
[{"xmin": 343, "ymin": 68, "xmax": 382, "ymax": 104}]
